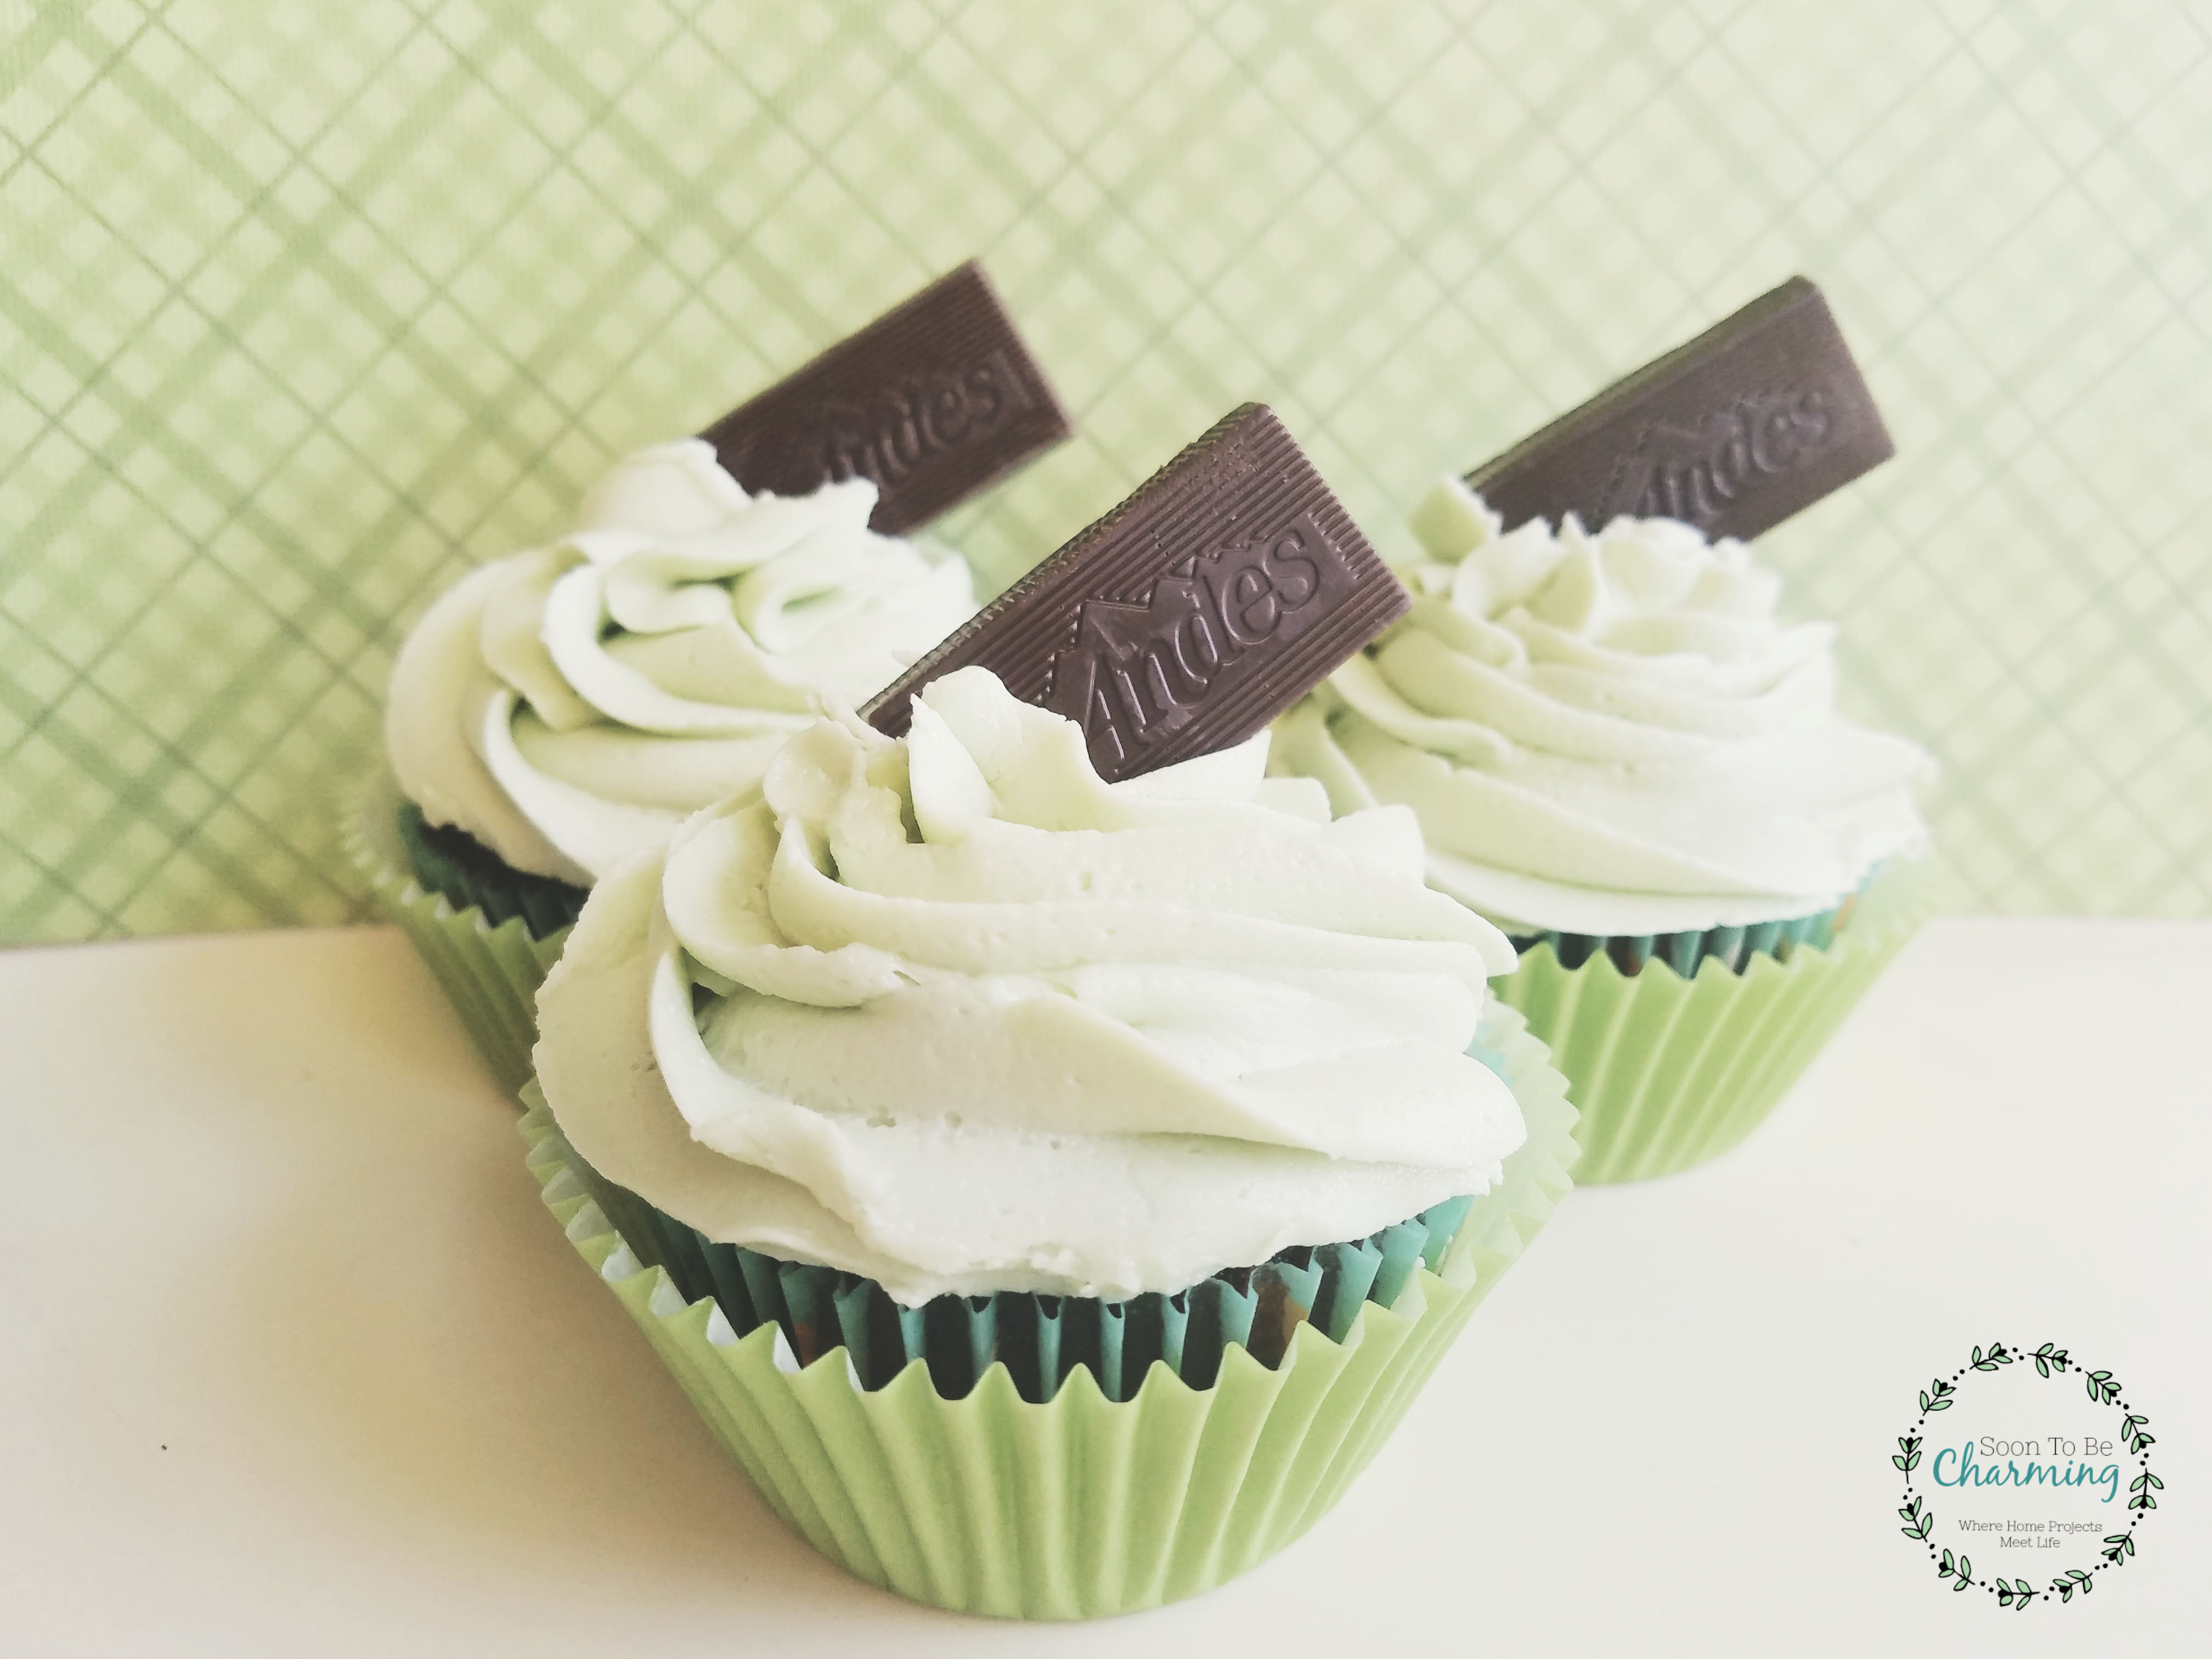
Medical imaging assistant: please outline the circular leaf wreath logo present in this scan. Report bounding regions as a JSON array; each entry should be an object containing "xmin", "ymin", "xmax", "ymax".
[{"xmin": 1895, "ymin": 1341, "xmax": 2160, "ymax": 1608}]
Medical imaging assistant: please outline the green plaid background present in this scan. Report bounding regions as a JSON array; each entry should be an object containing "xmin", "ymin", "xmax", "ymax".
[{"xmin": 4, "ymin": 0, "xmax": 2208, "ymax": 943}]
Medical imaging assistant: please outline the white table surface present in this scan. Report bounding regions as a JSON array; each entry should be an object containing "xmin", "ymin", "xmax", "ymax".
[{"xmin": 2, "ymin": 918, "xmax": 2203, "ymax": 1656}]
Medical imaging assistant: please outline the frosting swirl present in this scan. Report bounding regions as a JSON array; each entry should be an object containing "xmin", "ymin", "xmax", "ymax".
[
  {"xmin": 385, "ymin": 439, "xmax": 975, "ymax": 882},
  {"xmin": 1271, "ymin": 478, "xmax": 1932, "ymax": 935},
  {"xmin": 534, "ymin": 667, "xmax": 1525, "ymax": 1305}
]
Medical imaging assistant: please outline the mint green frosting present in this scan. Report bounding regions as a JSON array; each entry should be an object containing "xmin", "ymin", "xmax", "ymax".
[
  {"xmin": 386, "ymin": 439, "xmax": 974, "ymax": 882},
  {"xmin": 534, "ymin": 668, "xmax": 1526, "ymax": 1304},
  {"xmin": 1272, "ymin": 478, "xmax": 1932, "ymax": 936}
]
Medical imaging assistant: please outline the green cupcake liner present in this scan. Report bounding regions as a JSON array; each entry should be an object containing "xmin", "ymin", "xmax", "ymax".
[
  {"xmin": 520, "ymin": 1002, "xmax": 1578, "ymax": 1620},
  {"xmin": 1489, "ymin": 865, "xmax": 1927, "ymax": 1184},
  {"xmin": 342, "ymin": 777, "xmax": 571, "ymax": 1099}
]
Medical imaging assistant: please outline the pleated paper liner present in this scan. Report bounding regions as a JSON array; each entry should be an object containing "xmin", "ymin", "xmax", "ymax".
[
  {"xmin": 520, "ymin": 1002, "xmax": 1578, "ymax": 1620},
  {"xmin": 549, "ymin": 1123, "xmax": 1477, "ymax": 1404},
  {"xmin": 1506, "ymin": 896, "xmax": 1846, "ymax": 979},
  {"xmin": 393, "ymin": 799, "xmax": 590, "ymax": 940},
  {"xmin": 342, "ymin": 776, "xmax": 575, "ymax": 1098},
  {"xmin": 1489, "ymin": 864, "xmax": 1927, "ymax": 1185}
]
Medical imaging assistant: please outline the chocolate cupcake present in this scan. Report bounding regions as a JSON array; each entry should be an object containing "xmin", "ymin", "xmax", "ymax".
[{"xmin": 528, "ymin": 668, "xmax": 1576, "ymax": 1616}]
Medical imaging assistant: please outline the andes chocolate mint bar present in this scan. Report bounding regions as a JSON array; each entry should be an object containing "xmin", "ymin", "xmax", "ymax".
[
  {"xmin": 862, "ymin": 404, "xmax": 1409, "ymax": 781},
  {"xmin": 1468, "ymin": 276, "xmax": 1892, "ymax": 542},
  {"xmin": 698, "ymin": 259, "xmax": 1073, "ymax": 536}
]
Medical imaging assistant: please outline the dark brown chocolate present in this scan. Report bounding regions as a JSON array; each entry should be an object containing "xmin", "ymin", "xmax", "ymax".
[
  {"xmin": 861, "ymin": 404, "xmax": 1409, "ymax": 781},
  {"xmin": 697, "ymin": 260, "xmax": 1073, "ymax": 536},
  {"xmin": 1467, "ymin": 276, "xmax": 1892, "ymax": 542}
]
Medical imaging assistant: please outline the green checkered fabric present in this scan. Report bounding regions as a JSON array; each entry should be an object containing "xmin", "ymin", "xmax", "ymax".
[{"xmin": 4, "ymin": 1, "xmax": 2209, "ymax": 942}]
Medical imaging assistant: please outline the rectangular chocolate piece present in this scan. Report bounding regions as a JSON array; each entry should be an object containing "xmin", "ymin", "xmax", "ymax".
[
  {"xmin": 1468, "ymin": 276, "xmax": 1892, "ymax": 542},
  {"xmin": 862, "ymin": 404, "xmax": 1409, "ymax": 782},
  {"xmin": 698, "ymin": 259, "xmax": 1073, "ymax": 537}
]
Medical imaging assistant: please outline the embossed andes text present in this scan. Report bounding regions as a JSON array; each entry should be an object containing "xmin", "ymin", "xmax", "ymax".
[
  {"xmin": 1468, "ymin": 276, "xmax": 1893, "ymax": 543},
  {"xmin": 861, "ymin": 404, "xmax": 1410, "ymax": 781},
  {"xmin": 698, "ymin": 259, "xmax": 1073, "ymax": 536}
]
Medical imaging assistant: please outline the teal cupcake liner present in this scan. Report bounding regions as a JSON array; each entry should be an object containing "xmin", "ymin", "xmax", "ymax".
[
  {"xmin": 545, "ymin": 1042, "xmax": 1522, "ymax": 1404},
  {"xmin": 1503, "ymin": 872, "xmax": 1887, "ymax": 978},
  {"xmin": 1508, "ymin": 901, "xmax": 1843, "ymax": 978},
  {"xmin": 530, "ymin": 1086, "xmax": 1479, "ymax": 1406},
  {"xmin": 393, "ymin": 799, "xmax": 589, "ymax": 942}
]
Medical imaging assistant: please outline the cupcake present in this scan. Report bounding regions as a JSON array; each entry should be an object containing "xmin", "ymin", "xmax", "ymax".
[
  {"xmin": 1271, "ymin": 477, "xmax": 1933, "ymax": 1181},
  {"xmin": 351, "ymin": 259, "xmax": 1073, "ymax": 1092},
  {"xmin": 525, "ymin": 667, "xmax": 1577, "ymax": 1618},
  {"xmin": 349, "ymin": 438, "xmax": 978, "ymax": 1092}
]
